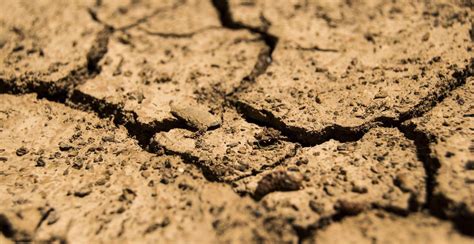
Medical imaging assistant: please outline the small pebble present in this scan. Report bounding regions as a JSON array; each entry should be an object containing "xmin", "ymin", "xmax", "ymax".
[
  {"xmin": 72, "ymin": 159, "xmax": 84, "ymax": 169},
  {"xmin": 36, "ymin": 157, "xmax": 46, "ymax": 167},
  {"xmin": 465, "ymin": 160, "xmax": 474, "ymax": 170},
  {"xmin": 74, "ymin": 185, "xmax": 92, "ymax": 197},
  {"xmin": 102, "ymin": 135, "xmax": 115, "ymax": 142},
  {"xmin": 254, "ymin": 170, "xmax": 303, "ymax": 200},
  {"xmin": 170, "ymin": 101, "xmax": 220, "ymax": 131},
  {"xmin": 336, "ymin": 200, "xmax": 367, "ymax": 215},
  {"xmin": 59, "ymin": 142, "xmax": 73, "ymax": 151},
  {"xmin": 352, "ymin": 182, "xmax": 368, "ymax": 194},
  {"xmin": 16, "ymin": 147, "xmax": 29, "ymax": 156}
]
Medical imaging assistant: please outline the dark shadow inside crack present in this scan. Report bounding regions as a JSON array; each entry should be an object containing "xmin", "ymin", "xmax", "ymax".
[
  {"xmin": 86, "ymin": 27, "xmax": 113, "ymax": 76},
  {"xmin": 70, "ymin": 90, "xmax": 188, "ymax": 150},
  {"xmin": 231, "ymin": 99, "xmax": 371, "ymax": 147},
  {"xmin": 211, "ymin": 0, "xmax": 278, "ymax": 80},
  {"xmin": 399, "ymin": 122, "xmax": 474, "ymax": 237},
  {"xmin": 230, "ymin": 58, "xmax": 473, "ymax": 148}
]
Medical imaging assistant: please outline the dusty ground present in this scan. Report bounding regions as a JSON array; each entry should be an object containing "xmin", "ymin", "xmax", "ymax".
[{"xmin": 0, "ymin": 0, "xmax": 473, "ymax": 243}]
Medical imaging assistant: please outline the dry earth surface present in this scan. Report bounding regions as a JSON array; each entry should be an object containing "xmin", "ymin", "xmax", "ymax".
[{"xmin": 0, "ymin": 0, "xmax": 473, "ymax": 243}]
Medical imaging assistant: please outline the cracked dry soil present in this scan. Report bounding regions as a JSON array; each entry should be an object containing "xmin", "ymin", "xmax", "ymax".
[{"xmin": 0, "ymin": 0, "xmax": 473, "ymax": 243}]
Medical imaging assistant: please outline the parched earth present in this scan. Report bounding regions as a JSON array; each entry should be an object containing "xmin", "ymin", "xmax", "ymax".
[{"xmin": 0, "ymin": 0, "xmax": 473, "ymax": 243}]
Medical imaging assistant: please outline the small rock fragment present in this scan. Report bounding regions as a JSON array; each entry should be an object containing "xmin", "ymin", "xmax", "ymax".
[
  {"xmin": 254, "ymin": 128, "xmax": 282, "ymax": 146},
  {"xmin": 309, "ymin": 200, "xmax": 325, "ymax": 214},
  {"xmin": 335, "ymin": 200, "xmax": 367, "ymax": 215},
  {"xmin": 72, "ymin": 159, "xmax": 83, "ymax": 169},
  {"xmin": 421, "ymin": 32, "xmax": 430, "ymax": 42},
  {"xmin": 465, "ymin": 160, "xmax": 474, "ymax": 170},
  {"xmin": 58, "ymin": 142, "xmax": 73, "ymax": 151},
  {"xmin": 16, "ymin": 147, "xmax": 29, "ymax": 156},
  {"xmin": 160, "ymin": 177, "xmax": 170, "ymax": 184},
  {"xmin": 74, "ymin": 185, "xmax": 92, "ymax": 197},
  {"xmin": 374, "ymin": 91, "xmax": 388, "ymax": 99},
  {"xmin": 102, "ymin": 135, "xmax": 115, "ymax": 142},
  {"xmin": 351, "ymin": 181, "xmax": 368, "ymax": 194},
  {"xmin": 95, "ymin": 178, "xmax": 108, "ymax": 186},
  {"xmin": 254, "ymin": 170, "xmax": 303, "ymax": 200},
  {"xmin": 170, "ymin": 101, "xmax": 220, "ymax": 131},
  {"xmin": 36, "ymin": 157, "xmax": 46, "ymax": 167}
]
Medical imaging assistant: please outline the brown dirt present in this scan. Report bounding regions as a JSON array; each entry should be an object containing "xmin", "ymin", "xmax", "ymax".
[{"xmin": 0, "ymin": 0, "xmax": 473, "ymax": 243}]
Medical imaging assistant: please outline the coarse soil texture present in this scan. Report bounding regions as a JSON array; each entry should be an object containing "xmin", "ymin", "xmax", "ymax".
[{"xmin": 0, "ymin": 0, "xmax": 473, "ymax": 243}]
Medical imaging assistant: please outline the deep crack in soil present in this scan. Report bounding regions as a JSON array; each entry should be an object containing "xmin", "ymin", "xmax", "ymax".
[{"xmin": 211, "ymin": 0, "xmax": 278, "ymax": 87}]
